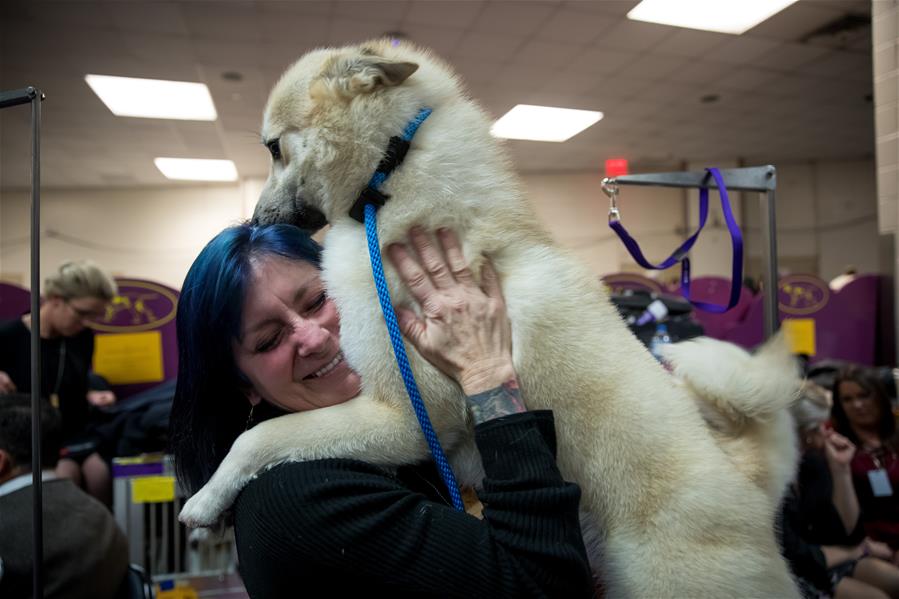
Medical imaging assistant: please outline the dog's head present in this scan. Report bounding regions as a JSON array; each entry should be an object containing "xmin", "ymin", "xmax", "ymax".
[{"xmin": 254, "ymin": 40, "xmax": 451, "ymax": 231}]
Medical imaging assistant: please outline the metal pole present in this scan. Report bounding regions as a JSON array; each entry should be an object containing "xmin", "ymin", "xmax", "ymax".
[
  {"xmin": 29, "ymin": 86, "xmax": 44, "ymax": 599},
  {"xmin": 760, "ymin": 189, "xmax": 780, "ymax": 337}
]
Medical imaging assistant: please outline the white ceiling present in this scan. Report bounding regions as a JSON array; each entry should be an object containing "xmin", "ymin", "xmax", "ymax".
[{"xmin": 0, "ymin": 0, "xmax": 875, "ymax": 189}]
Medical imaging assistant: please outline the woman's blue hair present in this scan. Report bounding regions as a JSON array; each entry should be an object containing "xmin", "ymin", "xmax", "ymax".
[{"xmin": 170, "ymin": 222, "xmax": 323, "ymax": 495}]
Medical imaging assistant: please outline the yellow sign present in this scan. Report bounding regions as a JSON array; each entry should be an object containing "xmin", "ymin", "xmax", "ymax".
[
  {"xmin": 93, "ymin": 331, "xmax": 164, "ymax": 385},
  {"xmin": 131, "ymin": 476, "xmax": 176, "ymax": 504},
  {"xmin": 782, "ymin": 318, "xmax": 816, "ymax": 356}
]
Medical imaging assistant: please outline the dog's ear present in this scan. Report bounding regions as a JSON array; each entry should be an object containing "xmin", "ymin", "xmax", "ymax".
[{"xmin": 312, "ymin": 56, "xmax": 419, "ymax": 100}]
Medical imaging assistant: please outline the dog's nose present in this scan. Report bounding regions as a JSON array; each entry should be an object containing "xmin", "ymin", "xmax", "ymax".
[{"xmin": 294, "ymin": 204, "xmax": 329, "ymax": 232}]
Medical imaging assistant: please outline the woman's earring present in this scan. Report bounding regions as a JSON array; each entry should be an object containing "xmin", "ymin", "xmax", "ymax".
[{"xmin": 245, "ymin": 404, "xmax": 255, "ymax": 431}]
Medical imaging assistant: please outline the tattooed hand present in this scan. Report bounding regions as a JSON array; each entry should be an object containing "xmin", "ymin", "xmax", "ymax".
[{"xmin": 387, "ymin": 227, "xmax": 520, "ymax": 404}]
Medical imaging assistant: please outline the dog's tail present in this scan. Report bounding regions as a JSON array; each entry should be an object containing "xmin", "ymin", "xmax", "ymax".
[
  {"xmin": 661, "ymin": 332, "xmax": 799, "ymax": 425},
  {"xmin": 661, "ymin": 333, "xmax": 800, "ymax": 504}
]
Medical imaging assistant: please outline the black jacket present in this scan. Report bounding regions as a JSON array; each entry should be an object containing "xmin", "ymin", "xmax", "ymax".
[{"xmin": 233, "ymin": 410, "xmax": 595, "ymax": 598}]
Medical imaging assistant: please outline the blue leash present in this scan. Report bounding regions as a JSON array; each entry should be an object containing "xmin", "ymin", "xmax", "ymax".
[{"xmin": 361, "ymin": 108, "xmax": 465, "ymax": 511}]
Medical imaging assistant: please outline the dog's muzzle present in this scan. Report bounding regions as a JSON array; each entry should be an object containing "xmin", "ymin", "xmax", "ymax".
[{"xmin": 252, "ymin": 197, "xmax": 328, "ymax": 233}]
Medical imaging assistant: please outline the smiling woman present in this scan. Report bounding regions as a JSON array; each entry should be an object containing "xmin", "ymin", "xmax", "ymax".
[
  {"xmin": 233, "ymin": 254, "xmax": 362, "ymax": 413},
  {"xmin": 170, "ymin": 222, "xmax": 594, "ymax": 597}
]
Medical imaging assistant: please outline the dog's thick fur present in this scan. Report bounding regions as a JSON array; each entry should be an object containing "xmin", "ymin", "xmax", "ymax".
[{"xmin": 180, "ymin": 40, "xmax": 800, "ymax": 597}]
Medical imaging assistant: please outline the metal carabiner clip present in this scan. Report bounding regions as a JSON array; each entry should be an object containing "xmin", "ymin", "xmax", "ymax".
[{"xmin": 601, "ymin": 177, "xmax": 620, "ymax": 222}]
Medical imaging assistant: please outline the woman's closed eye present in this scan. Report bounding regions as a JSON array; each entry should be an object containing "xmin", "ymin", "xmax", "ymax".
[
  {"xmin": 255, "ymin": 328, "xmax": 284, "ymax": 353},
  {"xmin": 307, "ymin": 292, "xmax": 327, "ymax": 313}
]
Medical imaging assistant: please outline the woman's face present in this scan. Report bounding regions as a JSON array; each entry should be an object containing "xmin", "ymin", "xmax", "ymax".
[
  {"xmin": 233, "ymin": 254, "xmax": 362, "ymax": 412},
  {"xmin": 47, "ymin": 295, "xmax": 108, "ymax": 337},
  {"xmin": 838, "ymin": 380, "xmax": 881, "ymax": 429}
]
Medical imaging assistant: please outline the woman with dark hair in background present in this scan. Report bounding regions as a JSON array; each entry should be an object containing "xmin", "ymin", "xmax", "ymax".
[{"xmin": 832, "ymin": 366, "xmax": 899, "ymax": 556}]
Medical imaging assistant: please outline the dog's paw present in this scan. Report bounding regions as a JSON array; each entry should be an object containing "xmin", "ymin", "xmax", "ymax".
[{"xmin": 179, "ymin": 489, "xmax": 227, "ymax": 529}]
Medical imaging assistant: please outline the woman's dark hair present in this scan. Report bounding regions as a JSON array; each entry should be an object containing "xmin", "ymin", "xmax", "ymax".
[
  {"xmin": 831, "ymin": 364, "xmax": 897, "ymax": 450},
  {"xmin": 169, "ymin": 222, "xmax": 322, "ymax": 496}
]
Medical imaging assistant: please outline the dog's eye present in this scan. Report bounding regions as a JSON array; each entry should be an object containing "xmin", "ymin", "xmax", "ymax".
[{"xmin": 266, "ymin": 139, "xmax": 282, "ymax": 160}]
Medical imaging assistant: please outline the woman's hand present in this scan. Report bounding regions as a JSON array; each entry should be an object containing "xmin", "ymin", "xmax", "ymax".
[
  {"xmin": 87, "ymin": 389, "xmax": 117, "ymax": 407},
  {"xmin": 863, "ymin": 538, "xmax": 895, "ymax": 561},
  {"xmin": 0, "ymin": 370, "xmax": 16, "ymax": 394},
  {"xmin": 387, "ymin": 227, "xmax": 515, "ymax": 396},
  {"xmin": 823, "ymin": 428, "xmax": 856, "ymax": 471}
]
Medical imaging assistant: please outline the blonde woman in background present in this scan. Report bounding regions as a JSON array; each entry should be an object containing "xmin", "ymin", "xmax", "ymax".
[{"xmin": 0, "ymin": 260, "xmax": 117, "ymax": 505}]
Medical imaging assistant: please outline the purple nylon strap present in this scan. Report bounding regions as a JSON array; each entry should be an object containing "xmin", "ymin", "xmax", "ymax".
[{"xmin": 608, "ymin": 167, "xmax": 744, "ymax": 313}]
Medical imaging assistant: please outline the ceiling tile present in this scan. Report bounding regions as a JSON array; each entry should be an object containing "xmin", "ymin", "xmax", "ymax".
[
  {"xmin": 490, "ymin": 64, "xmax": 558, "ymax": 95},
  {"xmin": 471, "ymin": 2, "xmax": 560, "ymax": 37},
  {"xmin": 563, "ymin": 0, "xmax": 638, "ymax": 18},
  {"xmin": 333, "ymin": 1, "xmax": 409, "ymax": 22},
  {"xmin": 404, "ymin": 1, "xmax": 484, "ymax": 28},
  {"xmin": 109, "ymin": 4, "xmax": 190, "ymax": 36},
  {"xmin": 256, "ymin": 13, "xmax": 331, "ymax": 48},
  {"xmin": 534, "ymin": 8, "xmax": 615, "ymax": 44},
  {"xmin": 665, "ymin": 60, "xmax": 733, "ymax": 84},
  {"xmin": 256, "ymin": 1, "xmax": 333, "ymax": 17},
  {"xmin": 510, "ymin": 40, "xmax": 585, "ymax": 70},
  {"xmin": 180, "ymin": 3, "xmax": 261, "ymax": 42},
  {"xmin": 449, "ymin": 58, "xmax": 506, "ymax": 88},
  {"xmin": 747, "ymin": 0, "xmax": 851, "ymax": 41},
  {"xmin": 706, "ymin": 37, "xmax": 783, "ymax": 65},
  {"xmin": 618, "ymin": 54, "xmax": 689, "ymax": 80},
  {"xmin": 566, "ymin": 46, "xmax": 639, "ymax": 75},
  {"xmin": 453, "ymin": 31, "xmax": 527, "ymax": 63},
  {"xmin": 329, "ymin": 17, "xmax": 404, "ymax": 45},
  {"xmin": 594, "ymin": 19, "xmax": 675, "ymax": 52},
  {"xmin": 650, "ymin": 28, "xmax": 730, "ymax": 58},
  {"xmin": 749, "ymin": 43, "xmax": 833, "ymax": 71},
  {"xmin": 194, "ymin": 39, "xmax": 264, "ymax": 70},
  {"xmin": 400, "ymin": 24, "xmax": 466, "ymax": 57},
  {"xmin": 715, "ymin": 67, "xmax": 777, "ymax": 91}
]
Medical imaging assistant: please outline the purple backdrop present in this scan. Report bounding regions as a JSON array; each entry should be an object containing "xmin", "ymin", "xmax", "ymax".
[
  {"xmin": 0, "ymin": 278, "xmax": 179, "ymax": 399},
  {"xmin": 601, "ymin": 272, "xmax": 891, "ymax": 366},
  {"xmin": 89, "ymin": 278, "xmax": 179, "ymax": 399},
  {"xmin": 0, "ymin": 282, "xmax": 31, "ymax": 320}
]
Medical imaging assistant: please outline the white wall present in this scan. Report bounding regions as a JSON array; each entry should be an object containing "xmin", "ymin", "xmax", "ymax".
[
  {"xmin": 1, "ymin": 183, "xmax": 254, "ymax": 290},
  {"xmin": 0, "ymin": 158, "xmax": 886, "ymax": 293}
]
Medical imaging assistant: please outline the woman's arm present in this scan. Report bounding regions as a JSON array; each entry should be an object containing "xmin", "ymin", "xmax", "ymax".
[
  {"xmin": 233, "ymin": 410, "xmax": 594, "ymax": 598},
  {"xmin": 820, "ymin": 543, "xmax": 866, "ymax": 567},
  {"xmin": 824, "ymin": 430, "xmax": 861, "ymax": 535}
]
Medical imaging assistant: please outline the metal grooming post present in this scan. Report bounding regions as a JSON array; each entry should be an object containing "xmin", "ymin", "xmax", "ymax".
[
  {"xmin": 606, "ymin": 165, "xmax": 780, "ymax": 338},
  {"xmin": 0, "ymin": 86, "xmax": 45, "ymax": 598}
]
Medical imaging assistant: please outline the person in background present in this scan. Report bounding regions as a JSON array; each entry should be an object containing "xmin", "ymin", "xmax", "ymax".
[
  {"xmin": 830, "ymin": 267, "xmax": 859, "ymax": 292},
  {"xmin": 832, "ymin": 366, "xmax": 899, "ymax": 554},
  {"xmin": 0, "ymin": 260, "xmax": 117, "ymax": 505},
  {"xmin": 780, "ymin": 382, "xmax": 899, "ymax": 598},
  {"xmin": 0, "ymin": 394, "xmax": 128, "ymax": 598},
  {"xmin": 87, "ymin": 371, "xmax": 116, "ymax": 409},
  {"xmin": 170, "ymin": 223, "xmax": 595, "ymax": 597}
]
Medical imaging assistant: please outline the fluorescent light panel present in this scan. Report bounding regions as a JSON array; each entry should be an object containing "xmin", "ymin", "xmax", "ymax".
[
  {"xmin": 627, "ymin": 0, "xmax": 799, "ymax": 35},
  {"xmin": 491, "ymin": 105, "xmax": 603, "ymax": 142},
  {"xmin": 85, "ymin": 74, "xmax": 217, "ymax": 120},
  {"xmin": 154, "ymin": 158, "xmax": 238, "ymax": 182}
]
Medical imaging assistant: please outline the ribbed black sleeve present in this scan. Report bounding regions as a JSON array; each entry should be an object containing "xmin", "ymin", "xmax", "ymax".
[{"xmin": 233, "ymin": 410, "xmax": 595, "ymax": 598}]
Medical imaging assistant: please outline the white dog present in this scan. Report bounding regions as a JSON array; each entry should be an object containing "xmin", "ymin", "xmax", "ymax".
[{"xmin": 180, "ymin": 39, "xmax": 800, "ymax": 597}]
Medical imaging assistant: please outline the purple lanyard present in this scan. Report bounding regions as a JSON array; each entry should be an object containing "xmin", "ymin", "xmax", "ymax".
[{"xmin": 606, "ymin": 167, "xmax": 744, "ymax": 313}]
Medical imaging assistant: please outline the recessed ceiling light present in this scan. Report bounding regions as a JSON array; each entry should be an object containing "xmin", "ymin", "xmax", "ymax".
[
  {"xmin": 85, "ymin": 74, "xmax": 217, "ymax": 120},
  {"xmin": 627, "ymin": 0, "xmax": 800, "ymax": 35},
  {"xmin": 491, "ymin": 104, "xmax": 603, "ymax": 142},
  {"xmin": 154, "ymin": 158, "xmax": 237, "ymax": 182}
]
